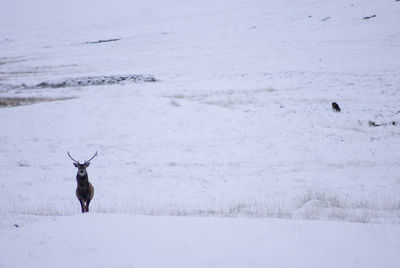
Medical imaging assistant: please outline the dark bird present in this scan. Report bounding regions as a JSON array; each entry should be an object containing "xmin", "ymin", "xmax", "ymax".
[{"xmin": 332, "ymin": 102, "xmax": 341, "ymax": 112}]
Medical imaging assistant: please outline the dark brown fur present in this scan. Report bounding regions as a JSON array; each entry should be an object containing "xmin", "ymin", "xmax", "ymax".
[
  {"xmin": 68, "ymin": 152, "xmax": 97, "ymax": 213},
  {"xmin": 75, "ymin": 170, "xmax": 94, "ymax": 213},
  {"xmin": 332, "ymin": 102, "xmax": 341, "ymax": 112}
]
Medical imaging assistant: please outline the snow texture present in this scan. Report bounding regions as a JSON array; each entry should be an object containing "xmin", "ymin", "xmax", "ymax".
[{"xmin": 0, "ymin": 0, "xmax": 400, "ymax": 267}]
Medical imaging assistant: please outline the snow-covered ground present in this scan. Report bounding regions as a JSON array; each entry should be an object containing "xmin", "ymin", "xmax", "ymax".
[
  {"xmin": 1, "ymin": 0, "xmax": 400, "ymax": 267},
  {"xmin": 2, "ymin": 214, "xmax": 400, "ymax": 268}
]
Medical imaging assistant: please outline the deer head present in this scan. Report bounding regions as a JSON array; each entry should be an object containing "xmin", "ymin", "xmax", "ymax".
[{"xmin": 67, "ymin": 151, "xmax": 98, "ymax": 177}]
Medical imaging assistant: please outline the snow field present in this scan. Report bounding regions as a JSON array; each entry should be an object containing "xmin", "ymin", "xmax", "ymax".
[
  {"xmin": 1, "ymin": 0, "xmax": 400, "ymax": 266},
  {"xmin": 1, "ymin": 214, "xmax": 400, "ymax": 268}
]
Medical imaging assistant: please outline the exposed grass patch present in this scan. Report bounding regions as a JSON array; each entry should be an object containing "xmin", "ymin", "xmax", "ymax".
[
  {"xmin": 298, "ymin": 190, "xmax": 343, "ymax": 209},
  {"xmin": 294, "ymin": 189, "xmax": 400, "ymax": 223},
  {"xmin": 85, "ymin": 38, "xmax": 121, "ymax": 45},
  {"xmin": 2, "ymin": 191, "xmax": 399, "ymax": 225},
  {"xmin": 0, "ymin": 97, "xmax": 73, "ymax": 108},
  {"xmin": 35, "ymin": 74, "xmax": 156, "ymax": 89}
]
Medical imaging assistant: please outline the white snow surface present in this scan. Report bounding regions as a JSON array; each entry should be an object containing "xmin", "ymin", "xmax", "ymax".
[
  {"xmin": 1, "ymin": 0, "xmax": 400, "ymax": 267},
  {"xmin": 1, "ymin": 214, "xmax": 400, "ymax": 268}
]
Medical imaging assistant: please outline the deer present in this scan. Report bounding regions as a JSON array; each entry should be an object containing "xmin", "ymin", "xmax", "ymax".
[{"xmin": 67, "ymin": 151, "xmax": 98, "ymax": 213}]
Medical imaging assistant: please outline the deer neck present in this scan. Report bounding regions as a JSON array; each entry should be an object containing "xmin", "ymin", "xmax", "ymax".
[{"xmin": 76, "ymin": 173, "xmax": 89, "ymax": 188}]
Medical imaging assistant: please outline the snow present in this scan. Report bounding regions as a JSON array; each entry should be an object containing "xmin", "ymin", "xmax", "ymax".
[
  {"xmin": 1, "ymin": 0, "xmax": 400, "ymax": 267},
  {"xmin": 1, "ymin": 214, "xmax": 400, "ymax": 268}
]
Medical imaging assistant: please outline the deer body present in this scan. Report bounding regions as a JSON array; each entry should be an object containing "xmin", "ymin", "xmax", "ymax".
[
  {"xmin": 75, "ymin": 171, "xmax": 94, "ymax": 213},
  {"xmin": 68, "ymin": 152, "xmax": 97, "ymax": 213}
]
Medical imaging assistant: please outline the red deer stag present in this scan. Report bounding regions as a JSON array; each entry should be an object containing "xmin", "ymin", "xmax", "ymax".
[{"xmin": 67, "ymin": 151, "xmax": 97, "ymax": 213}]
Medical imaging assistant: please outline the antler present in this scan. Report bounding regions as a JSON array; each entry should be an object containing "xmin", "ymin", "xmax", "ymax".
[
  {"xmin": 67, "ymin": 152, "xmax": 79, "ymax": 163},
  {"xmin": 84, "ymin": 151, "xmax": 98, "ymax": 164}
]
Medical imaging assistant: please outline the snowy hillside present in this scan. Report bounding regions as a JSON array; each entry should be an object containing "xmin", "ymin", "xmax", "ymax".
[{"xmin": 1, "ymin": 0, "xmax": 400, "ymax": 267}]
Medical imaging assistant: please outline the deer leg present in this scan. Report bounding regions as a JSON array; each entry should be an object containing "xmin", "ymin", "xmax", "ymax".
[
  {"xmin": 86, "ymin": 199, "xmax": 91, "ymax": 212},
  {"xmin": 79, "ymin": 199, "xmax": 85, "ymax": 213}
]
